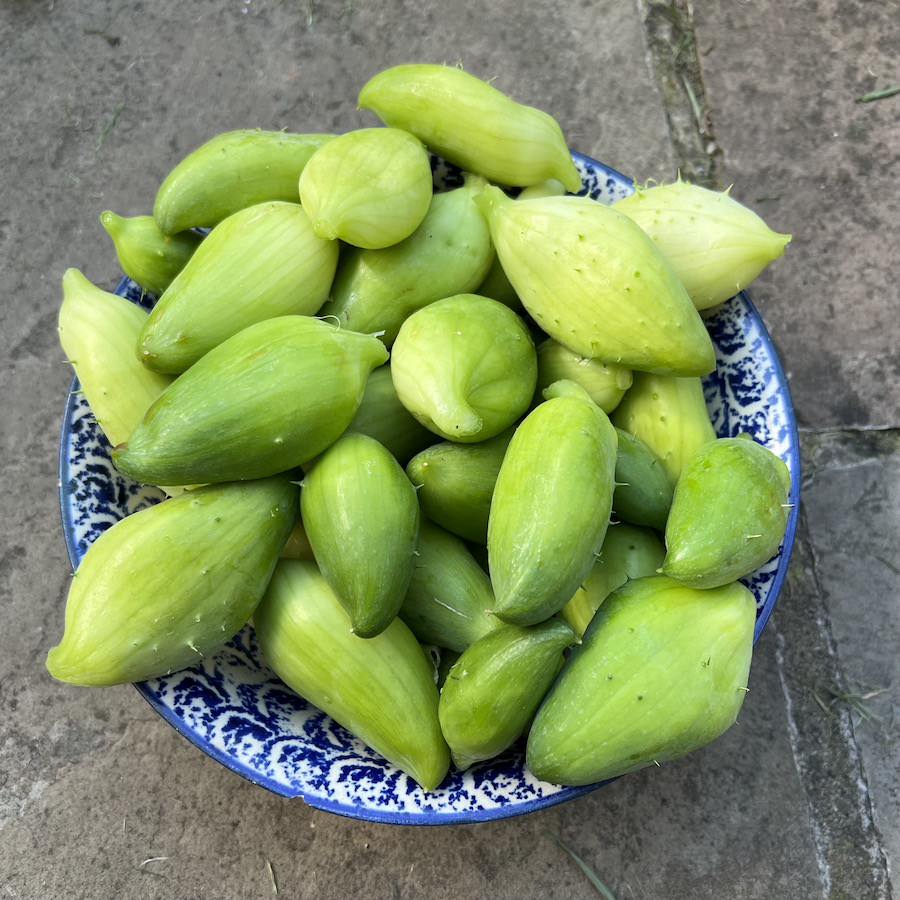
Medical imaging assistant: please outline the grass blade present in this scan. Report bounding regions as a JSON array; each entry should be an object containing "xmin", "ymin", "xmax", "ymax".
[
  {"xmin": 547, "ymin": 832, "xmax": 617, "ymax": 900},
  {"xmin": 856, "ymin": 85, "xmax": 900, "ymax": 103}
]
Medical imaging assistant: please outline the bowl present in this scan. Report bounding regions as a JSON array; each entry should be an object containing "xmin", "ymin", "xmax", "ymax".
[{"xmin": 58, "ymin": 152, "xmax": 800, "ymax": 824}]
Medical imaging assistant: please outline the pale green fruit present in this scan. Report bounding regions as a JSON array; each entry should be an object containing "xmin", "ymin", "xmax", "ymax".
[
  {"xmin": 476, "ymin": 187, "xmax": 716, "ymax": 376},
  {"xmin": 615, "ymin": 180, "xmax": 792, "ymax": 310},
  {"xmin": 320, "ymin": 176, "xmax": 493, "ymax": 345},
  {"xmin": 59, "ymin": 269, "xmax": 172, "ymax": 448},
  {"xmin": 391, "ymin": 294, "xmax": 537, "ymax": 442},
  {"xmin": 406, "ymin": 429, "xmax": 512, "ymax": 545},
  {"xmin": 475, "ymin": 255, "xmax": 521, "ymax": 310},
  {"xmin": 139, "ymin": 201, "xmax": 338, "ymax": 373},
  {"xmin": 560, "ymin": 524, "xmax": 665, "ymax": 636},
  {"xmin": 46, "ymin": 477, "xmax": 297, "ymax": 686},
  {"xmin": 527, "ymin": 576, "xmax": 756, "ymax": 785},
  {"xmin": 115, "ymin": 316, "xmax": 387, "ymax": 485},
  {"xmin": 348, "ymin": 366, "xmax": 435, "ymax": 464},
  {"xmin": 154, "ymin": 130, "xmax": 334, "ymax": 234},
  {"xmin": 400, "ymin": 520, "xmax": 500, "ymax": 653},
  {"xmin": 255, "ymin": 560, "xmax": 450, "ymax": 790},
  {"xmin": 301, "ymin": 433, "xmax": 420, "ymax": 638},
  {"xmin": 299, "ymin": 128, "xmax": 432, "ymax": 249},
  {"xmin": 439, "ymin": 619, "xmax": 576, "ymax": 770},
  {"xmin": 488, "ymin": 393, "xmax": 618, "ymax": 625},
  {"xmin": 536, "ymin": 339, "xmax": 633, "ymax": 413},
  {"xmin": 100, "ymin": 212, "xmax": 201, "ymax": 297},
  {"xmin": 518, "ymin": 179, "xmax": 567, "ymax": 200},
  {"xmin": 475, "ymin": 180, "xmax": 566, "ymax": 309},
  {"xmin": 359, "ymin": 64, "xmax": 581, "ymax": 191},
  {"xmin": 612, "ymin": 427, "xmax": 674, "ymax": 530},
  {"xmin": 611, "ymin": 372, "xmax": 716, "ymax": 484},
  {"xmin": 663, "ymin": 437, "xmax": 792, "ymax": 588}
]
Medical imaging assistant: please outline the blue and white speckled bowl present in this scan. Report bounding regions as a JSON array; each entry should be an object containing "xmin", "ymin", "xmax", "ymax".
[{"xmin": 58, "ymin": 153, "xmax": 800, "ymax": 824}]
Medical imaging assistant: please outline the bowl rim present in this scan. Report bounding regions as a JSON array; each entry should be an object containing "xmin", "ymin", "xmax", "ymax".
[{"xmin": 57, "ymin": 150, "xmax": 800, "ymax": 824}]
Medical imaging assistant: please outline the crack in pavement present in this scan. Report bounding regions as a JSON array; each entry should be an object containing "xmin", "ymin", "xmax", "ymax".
[
  {"xmin": 635, "ymin": 0, "xmax": 722, "ymax": 187},
  {"xmin": 772, "ymin": 504, "xmax": 893, "ymax": 898}
]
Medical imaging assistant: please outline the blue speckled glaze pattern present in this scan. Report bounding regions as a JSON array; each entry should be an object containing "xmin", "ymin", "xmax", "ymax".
[{"xmin": 58, "ymin": 153, "xmax": 799, "ymax": 824}]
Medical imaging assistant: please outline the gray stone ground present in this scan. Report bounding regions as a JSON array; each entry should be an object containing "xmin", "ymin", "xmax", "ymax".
[{"xmin": 1, "ymin": 1, "xmax": 898, "ymax": 897}]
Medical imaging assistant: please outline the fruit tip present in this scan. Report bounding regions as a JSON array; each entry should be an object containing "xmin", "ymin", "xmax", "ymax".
[
  {"xmin": 559, "ymin": 164, "xmax": 583, "ymax": 194},
  {"xmin": 99, "ymin": 210, "xmax": 121, "ymax": 234}
]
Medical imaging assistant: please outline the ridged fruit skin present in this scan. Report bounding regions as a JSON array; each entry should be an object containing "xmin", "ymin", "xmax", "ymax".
[
  {"xmin": 46, "ymin": 477, "xmax": 297, "ymax": 686},
  {"xmin": 527, "ymin": 575, "xmax": 756, "ymax": 785},
  {"xmin": 611, "ymin": 372, "xmax": 716, "ymax": 484},
  {"xmin": 488, "ymin": 394, "xmax": 618, "ymax": 625},
  {"xmin": 475, "ymin": 256, "xmax": 521, "ymax": 310},
  {"xmin": 298, "ymin": 128, "xmax": 432, "ymax": 249},
  {"xmin": 59, "ymin": 269, "xmax": 172, "ymax": 448},
  {"xmin": 153, "ymin": 130, "xmax": 334, "ymax": 234},
  {"xmin": 560, "ymin": 524, "xmax": 665, "ymax": 636},
  {"xmin": 476, "ymin": 187, "xmax": 716, "ymax": 376},
  {"xmin": 406, "ymin": 429, "xmax": 512, "ymax": 545},
  {"xmin": 319, "ymin": 177, "xmax": 493, "ymax": 345},
  {"xmin": 439, "ymin": 619, "xmax": 576, "ymax": 770},
  {"xmin": 536, "ymin": 339, "xmax": 633, "ymax": 413},
  {"xmin": 300, "ymin": 432, "xmax": 420, "ymax": 638},
  {"xmin": 359, "ymin": 65, "xmax": 581, "ymax": 191},
  {"xmin": 254, "ymin": 560, "xmax": 450, "ymax": 790},
  {"xmin": 614, "ymin": 180, "xmax": 792, "ymax": 310},
  {"xmin": 663, "ymin": 437, "xmax": 791, "ymax": 588},
  {"xmin": 613, "ymin": 428, "xmax": 674, "ymax": 530},
  {"xmin": 100, "ymin": 212, "xmax": 201, "ymax": 297},
  {"xmin": 139, "ymin": 202, "xmax": 338, "ymax": 373},
  {"xmin": 400, "ymin": 520, "xmax": 500, "ymax": 652},
  {"xmin": 114, "ymin": 316, "xmax": 387, "ymax": 485},
  {"xmin": 391, "ymin": 294, "xmax": 537, "ymax": 442},
  {"xmin": 348, "ymin": 366, "xmax": 435, "ymax": 464},
  {"xmin": 475, "ymin": 180, "xmax": 567, "ymax": 309}
]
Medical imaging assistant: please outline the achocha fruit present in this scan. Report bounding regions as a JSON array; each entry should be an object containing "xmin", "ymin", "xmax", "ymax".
[
  {"xmin": 391, "ymin": 294, "xmax": 536, "ymax": 443},
  {"xmin": 400, "ymin": 520, "xmax": 500, "ymax": 652},
  {"xmin": 46, "ymin": 477, "xmax": 296, "ymax": 685},
  {"xmin": 255, "ymin": 560, "xmax": 450, "ymax": 790},
  {"xmin": 115, "ymin": 316, "xmax": 387, "ymax": 485},
  {"xmin": 614, "ymin": 180, "xmax": 792, "ymax": 310},
  {"xmin": 58, "ymin": 269, "xmax": 172, "ymax": 448},
  {"xmin": 439, "ymin": 619, "xmax": 576, "ymax": 770},
  {"xmin": 488, "ymin": 384, "xmax": 617, "ymax": 625},
  {"xmin": 527, "ymin": 575, "xmax": 756, "ymax": 785},
  {"xmin": 663, "ymin": 437, "xmax": 792, "ymax": 588},
  {"xmin": 611, "ymin": 372, "xmax": 716, "ymax": 484},
  {"xmin": 359, "ymin": 64, "xmax": 581, "ymax": 191},
  {"xmin": 560, "ymin": 524, "xmax": 665, "ymax": 636},
  {"xmin": 139, "ymin": 202, "xmax": 338, "ymax": 373},
  {"xmin": 153, "ymin": 129, "xmax": 334, "ymax": 234},
  {"xmin": 299, "ymin": 127, "xmax": 432, "ymax": 249},
  {"xmin": 300, "ymin": 432, "xmax": 420, "ymax": 638},
  {"xmin": 406, "ymin": 429, "xmax": 512, "ymax": 545},
  {"xmin": 320, "ymin": 176, "xmax": 494, "ymax": 345},
  {"xmin": 100, "ymin": 211, "xmax": 201, "ymax": 297},
  {"xmin": 476, "ymin": 187, "xmax": 716, "ymax": 376},
  {"xmin": 348, "ymin": 366, "xmax": 435, "ymax": 464}
]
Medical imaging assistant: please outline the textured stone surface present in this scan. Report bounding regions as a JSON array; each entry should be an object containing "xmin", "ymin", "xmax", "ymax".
[
  {"xmin": 692, "ymin": 0, "xmax": 900, "ymax": 429},
  {"xmin": 800, "ymin": 429, "xmax": 900, "ymax": 874},
  {"xmin": 2, "ymin": 0, "xmax": 898, "ymax": 897}
]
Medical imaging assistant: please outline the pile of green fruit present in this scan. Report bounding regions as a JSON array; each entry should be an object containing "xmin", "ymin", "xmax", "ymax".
[{"xmin": 49, "ymin": 64, "xmax": 793, "ymax": 792}]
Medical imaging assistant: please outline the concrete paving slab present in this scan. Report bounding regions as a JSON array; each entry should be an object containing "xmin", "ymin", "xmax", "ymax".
[
  {"xmin": 1, "ymin": 1, "xmax": 897, "ymax": 898},
  {"xmin": 801, "ymin": 429, "xmax": 900, "ymax": 875},
  {"xmin": 691, "ymin": 1, "xmax": 900, "ymax": 429},
  {"xmin": 0, "ymin": 638, "xmax": 823, "ymax": 900}
]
